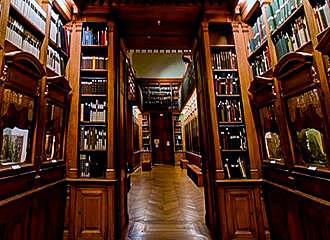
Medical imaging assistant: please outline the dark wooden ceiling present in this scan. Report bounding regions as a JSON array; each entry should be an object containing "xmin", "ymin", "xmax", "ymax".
[{"xmin": 73, "ymin": 0, "xmax": 238, "ymax": 49}]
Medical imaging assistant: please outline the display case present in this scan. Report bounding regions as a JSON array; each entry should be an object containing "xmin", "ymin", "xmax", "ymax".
[
  {"xmin": 0, "ymin": 51, "xmax": 45, "ymax": 169},
  {"xmin": 273, "ymin": 52, "xmax": 329, "ymax": 169},
  {"xmin": 42, "ymin": 75, "xmax": 71, "ymax": 163},
  {"xmin": 249, "ymin": 76, "xmax": 284, "ymax": 164}
]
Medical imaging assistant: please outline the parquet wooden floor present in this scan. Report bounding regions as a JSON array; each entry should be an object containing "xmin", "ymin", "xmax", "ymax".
[{"xmin": 123, "ymin": 165, "xmax": 214, "ymax": 240}]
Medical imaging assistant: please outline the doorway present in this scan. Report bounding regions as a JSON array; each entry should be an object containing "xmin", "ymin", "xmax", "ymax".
[{"xmin": 150, "ymin": 112, "xmax": 173, "ymax": 165}]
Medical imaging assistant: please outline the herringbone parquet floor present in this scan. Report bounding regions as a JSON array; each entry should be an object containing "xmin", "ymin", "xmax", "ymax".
[{"xmin": 124, "ymin": 165, "xmax": 214, "ymax": 240}]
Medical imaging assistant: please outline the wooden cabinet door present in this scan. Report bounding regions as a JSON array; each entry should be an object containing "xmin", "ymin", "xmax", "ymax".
[
  {"xmin": 225, "ymin": 188, "xmax": 258, "ymax": 240},
  {"xmin": 75, "ymin": 188, "xmax": 107, "ymax": 240}
]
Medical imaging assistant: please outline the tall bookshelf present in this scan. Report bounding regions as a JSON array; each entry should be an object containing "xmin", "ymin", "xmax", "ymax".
[
  {"xmin": 141, "ymin": 113, "xmax": 151, "ymax": 151},
  {"xmin": 173, "ymin": 113, "xmax": 183, "ymax": 151},
  {"xmin": 211, "ymin": 44, "xmax": 250, "ymax": 179},
  {"xmin": 78, "ymin": 22, "xmax": 108, "ymax": 178},
  {"xmin": 141, "ymin": 81, "xmax": 180, "ymax": 111}
]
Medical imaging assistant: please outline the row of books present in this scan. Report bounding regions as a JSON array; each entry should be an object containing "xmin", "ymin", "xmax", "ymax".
[
  {"xmin": 217, "ymin": 99, "xmax": 243, "ymax": 123},
  {"xmin": 143, "ymin": 86, "xmax": 173, "ymax": 91},
  {"xmin": 81, "ymin": 78, "xmax": 107, "ymax": 95},
  {"xmin": 250, "ymin": 47, "xmax": 272, "ymax": 77},
  {"xmin": 50, "ymin": 9, "xmax": 70, "ymax": 54},
  {"xmin": 212, "ymin": 51, "xmax": 238, "ymax": 70},
  {"xmin": 80, "ymin": 100, "xmax": 107, "ymax": 122},
  {"xmin": 248, "ymin": 15, "xmax": 266, "ymax": 54},
  {"xmin": 214, "ymin": 74, "xmax": 240, "ymax": 95},
  {"xmin": 142, "ymin": 91, "xmax": 172, "ymax": 96},
  {"xmin": 273, "ymin": 16, "xmax": 310, "ymax": 59},
  {"xmin": 6, "ymin": 16, "xmax": 41, "ymax": 58},
  {"xmin": 79, "ymin": 154, "xmax": 105, "ymax": 178},
  {"xmin": 81, "ymin": 56, "xmax": 108, "ymax": 70},
  {"xmin": 82, "ymin": 26, "xmax": 108, "ymax": 46},
  {"xmin": 314, "ymin": 1, "xmax": 330, "ymax": 33},
  {"xmin": 47, "ymin": 46, "xmax": 65, "ymax": 75},
  {"xmin": 265, "ymin": 0, "xmax": 302, "ymax": 33},
  {"xmin": 220, "ymin": 128, "xmax": 247, "ymax": 150},
  {"xmin": 79, "ymin": 127, "xmax": 107, "ymax": 151},
  {"xmin": 11, "ymin": 0, "xmax": 46, "ymax": 34},
  {"xmin": 223, "ymin": 156, "xmax": 247, "ymax": 179}
]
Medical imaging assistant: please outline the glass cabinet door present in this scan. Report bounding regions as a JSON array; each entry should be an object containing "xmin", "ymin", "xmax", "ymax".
[
  {"xmin": 0, "ymin": 88, "xmax": 35, "ymax": 165},
  {"xmin": 44, "ymin": 102, "xmax": 65, "ymax": 161},
  {"xmin": 286, "ymin": 89, "xmax": 328, "ymax": 166},
  {"xmin": 258, "ymin": 104, "xmax": 283, "ymax": 162}
]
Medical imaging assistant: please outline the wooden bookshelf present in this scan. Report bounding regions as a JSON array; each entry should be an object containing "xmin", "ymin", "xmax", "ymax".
[
  {"xmin": 211, "ymin": 43, "xmax": 250, "ymax": 180},
  {"xmin": 78, "ymin": 22, "xmax": 109, "ymax": 179},
  {"xmin": 141, "ymin": 113, "xmax": 152, "ymax": 151}
]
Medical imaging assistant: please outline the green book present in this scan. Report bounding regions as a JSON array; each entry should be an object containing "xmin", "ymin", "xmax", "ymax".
[{"xmin": 266, "ymin": 5, "xmax": 276, "ymax": 32}]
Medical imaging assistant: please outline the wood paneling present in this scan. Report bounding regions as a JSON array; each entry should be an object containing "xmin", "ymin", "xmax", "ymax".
[
  {"xmin": 76, "ymin": 188, "xmax": 107, "ymax": 240},
  {"xmin": 151, "ymin": 112, "xmax": 173, "ymax": 165},
  {"xmin": 225, "ymin": 189, "xmax": 258, "ymax": 240}
]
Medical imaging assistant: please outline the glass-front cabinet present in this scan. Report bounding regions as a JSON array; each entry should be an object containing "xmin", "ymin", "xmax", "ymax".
[
  {"xmin": 286, "ymin": 89, "xmax": 328, "ymax": 166},
  {"xmin": 43, "ymin": 76, "xmax": 71, "ymax": 163},
  {"xmin": 273, "ymin": 52, "xmax": 330, "ymax": 170},
  {"xmin": 249, "ymin": 76, "xmax": 284, "ymax": 164},
  {"xmin": 0, "ymin": 51, "xmax": 45, "ymax": 170}
]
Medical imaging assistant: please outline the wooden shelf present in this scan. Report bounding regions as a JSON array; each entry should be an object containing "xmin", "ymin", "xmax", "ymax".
[
  {"xmin": 210, "ymin": 44, "xmax": 236, "ymax": 49},
  {"xmin": 46, "ymin": 66, "xmax": 60, "ymax": 77},
  {"xmin": 221, "ymin": 149, "xmax": 247, "ymax": 153},
  {"xmin": 80, "ymin": 121, "xmax": 106, "ymax": 126},
  {"xmin": 216, "ymin": 94, "xmax": 241, "ymax": 98},
  {"xmin": 219, "ymin": 121, "xmax": 243, "ymax": 125},
  {"xmin": 260, "ymin": 68, "xmax": 273, "ymax": 78},
  {"xmin": 49, "ymin": 39, "xmax": 69, "ymax": 59},
  {"xmin": 10, "ymin": 3, "xmax": 45, "ymax": 39},
  {"xmin": 248, "ymin": 39, "xmax": 267, "ymax": 61},
  {"xmin": 213, "ymin": 69, "xmax": 238, "ymax": 72},
  {"xmin": 80, "ymin": 69, "xmax": 108, "ymax": 73},
  {"xmin": 81, "ymin": 94, "xmax": 107, "ymax": 97},
  {"xmin": 317, "ymin": 26, "xmax": 330, "ymax": 41},
  {"xmin": 79, "ymin": 149, "xmax": 107, "ymax": 152},
  {"xmin": 295, "ymin": 40, "xmax": 313, "ymax": 54},
  {"xmin": 271, "ymin": 4, "xmax": 305, "ymax": 38}
]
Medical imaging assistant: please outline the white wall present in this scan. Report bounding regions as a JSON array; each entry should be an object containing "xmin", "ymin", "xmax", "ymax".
[{"xmin": 132, "ymin": 53, "xmax": 187, "ymax": 79}]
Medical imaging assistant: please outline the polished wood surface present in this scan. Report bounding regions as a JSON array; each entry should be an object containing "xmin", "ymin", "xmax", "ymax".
[{"xmin": 124, "ymin": 165, "xmax": 213, "ymax": 239}]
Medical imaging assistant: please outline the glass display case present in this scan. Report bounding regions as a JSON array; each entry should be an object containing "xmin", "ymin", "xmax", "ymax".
[
  {"xmin": 44, "ymin": 102, "xmax": 65, "ymax": 161},
  {"xmin": 44, "ymin": 75, "xmax": 71, "ymax": 163},
  {"xmin": 0, "ymin": 51, "xmax": 45, "ymax": 168},
  {"xmin": 273, "ymin": 52, "xmax": 330, "ymax": 169},
  {"xmin": 287, "ymin": 89, "xmax": 327, "ymax": 166},
  {"xmin": 0, "ymin": 88, "xmax": 35, "ymax": 164},
  {"xmin": 258, "ymin": 104, "xmax": 283, "ymax": 161}
]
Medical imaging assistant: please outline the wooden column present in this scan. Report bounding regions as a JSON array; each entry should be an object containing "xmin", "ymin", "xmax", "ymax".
[
  {"xmin": 232, "ymin": 21, "xmax": 262, "ymax": 179},
  {"xmin": 106, "ymin": 20, "xmax": 116, "ymax": 179},
  {"xmin": 66, "ymin": 20, "xmax": 82, "ymax": 178}
]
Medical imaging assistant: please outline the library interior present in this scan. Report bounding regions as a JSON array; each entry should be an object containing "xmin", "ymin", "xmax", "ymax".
[{"xmin": 0, "ymin": 0, "xmax": 329, "ymax": 239}]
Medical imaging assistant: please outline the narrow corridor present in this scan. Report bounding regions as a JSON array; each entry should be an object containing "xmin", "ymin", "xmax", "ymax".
[{"xmin": 124, "ymin": 165, "xmax": 213, "ymax": 240}]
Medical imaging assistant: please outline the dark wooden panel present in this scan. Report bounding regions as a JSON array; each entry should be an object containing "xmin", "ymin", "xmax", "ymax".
[
  {"xmin": 292, "ymin": 171, "xmax": 330, "ymax": 202},
  {"xmin": 151, "ymin": 112, "xmax": 173, "ymax": 165},
  {"xmin": 76, "ymin": 187, "xmax": 107, "ymax": 240},
  {"xmin": 0, "ymin": 171, "xmax": 35, "ymax": 201},
  {"xmin": 300, "ymin": 200, "xmax": 330, "ymax": 240},
  {"xmin": 186, "ymin": 151, "xmax": 202, "ymax": 168},
  {"xmin": 29, "ymin": 182, "xmax": 66, "ymax": 240},
  {"xmin": 225, "ymin": 188, "xmax": 258, "ymax": 240},
  {"xmin": 0, "ymin": 197, "xmax": 31, "ymax": 240}
]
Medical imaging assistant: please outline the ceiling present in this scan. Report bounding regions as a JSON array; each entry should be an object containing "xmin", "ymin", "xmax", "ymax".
[{"xmin": 73, "ymin": 1, "xmax": 238, "ymax": 49}]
